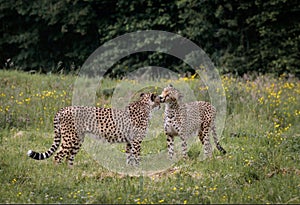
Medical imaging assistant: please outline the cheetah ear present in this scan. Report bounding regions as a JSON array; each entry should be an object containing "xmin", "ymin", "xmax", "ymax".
[
  {"xmin": 140, "ymin": 93, "xmax": 145, "ymax": 97},
  {"xmin": 178, "ymin": 93, "xmax": 184, "ymax": 101},
  {"xmin": 168, "ymin": 84, "xmax": 173, "ymax": 87},
  {"xmin": 175, "ymin": 92, "xmax": 183, "ymax": 101},
  {"xmin": 150, "ymin": 93, "xmax": 156, "ymax": 101}
]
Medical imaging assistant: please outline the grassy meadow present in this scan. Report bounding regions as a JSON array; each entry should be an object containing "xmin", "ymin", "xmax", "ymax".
[{"xmin": 0, "ymin": 70, "xmax": 299, "ymax": 204}]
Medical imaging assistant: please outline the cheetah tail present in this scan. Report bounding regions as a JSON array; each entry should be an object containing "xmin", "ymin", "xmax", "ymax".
[
  {"xmin": 211, "ymin": 120, "xmax": 227, "ymax": 155},
  {"xmin": 216, "ymin": 143, "xmax": 227, "ymax": 155},
  {"xmin": 27, "ymin": 111, "xmax": 61, "ymax": 160}
]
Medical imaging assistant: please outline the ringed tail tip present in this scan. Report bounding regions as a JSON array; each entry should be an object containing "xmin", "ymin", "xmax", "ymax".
[{"xmin": 27, "ymin": 150, "xmax": 33, "ymax": 157}]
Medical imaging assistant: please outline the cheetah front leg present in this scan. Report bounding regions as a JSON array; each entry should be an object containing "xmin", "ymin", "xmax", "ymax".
[
  {"xmin": 198, "ymin": 129, "xmax": 204, "ymax": 144},
  {"xmin": 166, "ymin": 134, "xmax": 175, "ymax": 159},
  {"xmin": 125, "ymin": 142, "xmax": 133, "ymax": 164},
  {"xmin": 179, "ymin": 135, "xmax": 188, "ymax": 159},
  {"xmin": 127, "ymin": 138, "xmax": 142, "ymax": 166}
]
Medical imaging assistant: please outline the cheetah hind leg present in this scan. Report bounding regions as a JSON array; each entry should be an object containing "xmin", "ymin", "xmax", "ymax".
[
  {"xmin": 66, "ymin": 137, "xmax": 84, "ymax": 167},
  {"xmin": 53, "ymin": 146, "xmax": 68, "ymax": 165},
  {"xmin": 53, "ymin": 134, "xmax": 69, "ymax": 165},
  {"xmin": 198, "ymin": 129, "xmax": 215, "ymax": 159},
  {"xmin": 197, "ymin": 129, "xmax": 208, "ymax": 159},
  {"xmin": 202, "ymin": 127, "xmax": 213, "ymax": 158}
]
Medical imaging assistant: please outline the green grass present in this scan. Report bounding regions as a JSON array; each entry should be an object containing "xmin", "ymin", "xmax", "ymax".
[{"xmin": 0, "ymin": 70, "xmax": 299, "ymax": 204}]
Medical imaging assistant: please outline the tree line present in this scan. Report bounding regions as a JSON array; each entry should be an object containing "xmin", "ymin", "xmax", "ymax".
[{"xmin": 1, "ymin": 0, "xmax": 299, "ymax": 77}]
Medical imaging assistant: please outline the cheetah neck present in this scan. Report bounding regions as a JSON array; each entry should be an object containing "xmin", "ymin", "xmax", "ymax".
[
  {"xmin": 128, "ymin": 101, "xmax": 151, "ymax": 118},
  {"xmin": 165, "ymin": 101, "xmax": 187, "ymax": 120}
]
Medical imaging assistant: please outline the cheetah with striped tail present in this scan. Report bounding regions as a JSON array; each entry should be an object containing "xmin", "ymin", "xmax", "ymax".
[
  {"xmin": 159, "ymin": 85, "xmax": 226, "ymax": 159},
  {"xmin": 27, "ymin": 93, "xmax": 161, "ymax": 166}
]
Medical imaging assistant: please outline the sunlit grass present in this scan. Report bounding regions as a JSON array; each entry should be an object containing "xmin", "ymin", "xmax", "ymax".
[{"xmin": 0, "ymin": 70, "xmax": 299, "ymax": 204}]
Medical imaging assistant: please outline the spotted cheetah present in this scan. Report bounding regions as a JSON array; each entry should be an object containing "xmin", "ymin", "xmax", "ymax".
[
  {"xmin": 159, "ymin": 85, "xmax": 226, "ymax": 159},
  {"xmin": 27, "ymin": 93, "xmax": 161, "ymax": 166}
]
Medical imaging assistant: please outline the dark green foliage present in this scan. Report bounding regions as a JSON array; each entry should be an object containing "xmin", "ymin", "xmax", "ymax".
[
  {"xmin": 217, "ymin": 0, "xmax": 300, "ymax": 76},
  {"xmin": 0, "ymin": 0, "xmax": 299, "ymax": 77}
]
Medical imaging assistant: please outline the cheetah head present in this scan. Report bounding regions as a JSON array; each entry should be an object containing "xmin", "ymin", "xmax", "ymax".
[
  {"xmin": 159, "ymin": 84, "xmax": 183, "ymax": 103},
  {"xmin": 140, "ymin": 92, "xmax": 161, "ymax": 110}
]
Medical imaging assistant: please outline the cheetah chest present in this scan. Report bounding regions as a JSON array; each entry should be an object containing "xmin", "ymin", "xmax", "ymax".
[
  {"xmin": 165, "ymin": 122, "xmax": 179, "ymax": 136},
  {"xmin": 164, "ymin": 114, "xmax": 181, "ymax": 136}
]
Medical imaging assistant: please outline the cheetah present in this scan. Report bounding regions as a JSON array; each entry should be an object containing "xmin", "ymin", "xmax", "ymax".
[
  {"xmin": 27, "ymin": 93, "xmax": 161, "ymax": 166},
  {"xmin": 159, "ymin": 85, "xmax": 226, "ymax": 160}
]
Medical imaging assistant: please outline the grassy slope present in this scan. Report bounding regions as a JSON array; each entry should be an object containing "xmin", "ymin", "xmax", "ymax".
[{"xmin": 0, "ymin": 70, "xmax": 299, "ymax": 204}]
